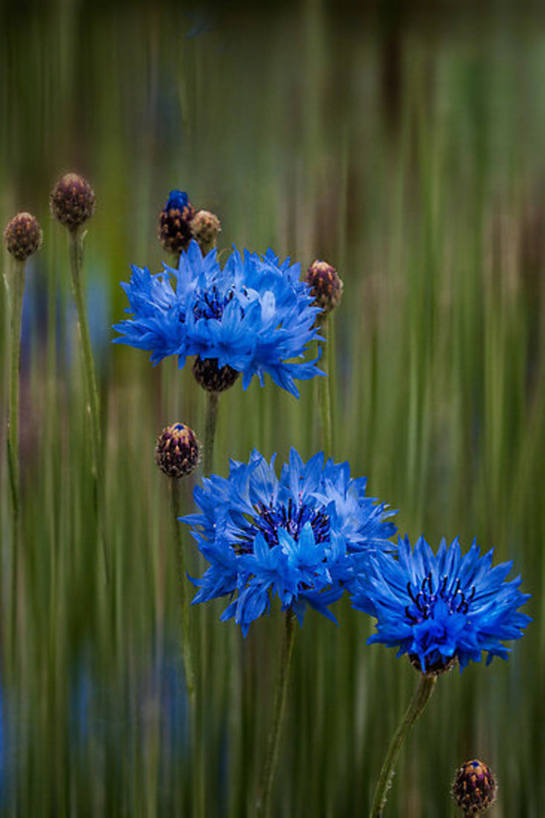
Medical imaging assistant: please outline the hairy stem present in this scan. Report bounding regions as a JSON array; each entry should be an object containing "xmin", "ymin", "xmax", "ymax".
[
  {"xmin": 369, "ymin": 673, "xmax": 437, "ymax": 818},
  {"xmin": 256, "ymin": 610, "xmax": 297, "ymax": 818}
]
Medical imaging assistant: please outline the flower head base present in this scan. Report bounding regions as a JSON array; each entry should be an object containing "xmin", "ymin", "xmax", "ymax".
[
  {"xmin": 305, "ymin": 259, "xmax": 343, "ymax": 318},
  {"xmin": 4, "ymin": 212, "xmax": 42, "ymax": 261},
  {"xmin": 452, "ymin": 759, "xmax": 497, "ymax": 815},
  {"xmin": 193, "ymin": 356, "xmax": 240, "ymax": 393},
  {"xmin": 158, "ymin": 189, "xmax": 195, "ymax": 255},
  {"xmin": 351, "ymin": 536, "xmax": 531, "ymax": 673},
  {"xmin": 182, "ymin": 448, "xmax": 397, "ymax": 635},
  {"xmin": 191, "ymin": 209, "xmax": 221, "ymax": 255},
  {"xmin": 113, "ymin": 240, "xmax": 324, "ymax": 398},
  {"xmin": 155, "ymin": 423, "xmax": 200, "ymax": 478},
  {"xmin": 50, "ymin": 173, "xmax": 95, "ymax": 230}
]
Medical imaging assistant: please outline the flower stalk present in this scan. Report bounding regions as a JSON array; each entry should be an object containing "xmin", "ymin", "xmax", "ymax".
[
  {"xmin": 203, "ymin": 390, "xmax": 219, "ymax": 477},
  {"xmin": 369, "ymin": 673, "xmax": 437, "ymax": 818},
  {"xmin": 6, "ymin": 258, "xmax": 25, "ymax": 519},
  {"xmin": 256, "ymin": 609, "xmax": 297, "ymax": 818},
  {"xmin": 68, "ymin": 228, "xmax": 109, "ymax": 582},
  {"xmin": 318, "ymin": 324, "xmax": 332, "ymax": 454}
]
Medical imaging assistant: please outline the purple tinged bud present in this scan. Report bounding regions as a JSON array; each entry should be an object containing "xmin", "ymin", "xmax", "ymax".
[
  {"xmin": 452, "ymin": 759, "xmax": 497, "ymax": 815},
  {"xmin": 4, "ymin": 212, "xmax": 42, "ymax": 261},
  {"xmin": 155, "ymin": 423, "xmax": 200, "ymax": 479}
]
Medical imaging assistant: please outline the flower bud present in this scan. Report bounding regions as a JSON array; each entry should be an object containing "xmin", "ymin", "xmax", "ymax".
[
  {"xmin": 4, "ymin": 212, "xmax": 42, "ymax": 261},
  {"xmin": 191, "ymin": 209, "xmax": 221, "ymax": 254},
  {"xmin": 304, "ymin": 259, "xmax": 343, "ymax": 317},
  {"xmin": 193, "ymin": 356, "xmax": 240, "ymax": 393},
  {"xmin": 155, "ymin": 423, "xmax": 200, "ymax": 479},
  {"xmin": 50, "ymin": 173, "xmax": 96, "ymax": 230},
  {"xmin": 452, "ymin": 759, "xmax": 497, "ymax": 815},
  {"xmin": 158, "ymin": 190, "xmax": 195, "ymax": 256}
]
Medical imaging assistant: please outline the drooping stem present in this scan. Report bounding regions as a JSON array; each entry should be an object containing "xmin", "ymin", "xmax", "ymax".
[
  {"xmin": 6, "ymin": 258, "xmax": 25, "ymax": 519},
  {"xmin": 169, "ymin": 478, "xmax": 196, "ymax": 704},
  {"xmin": 369, "ymin": 673, "xmax": 437, "ymax": 818},
  {"xmin": 203, "ymin": 390, "xmax": 219, "ymax": 476},
  {"xmin": 68, "ymin": 228, "xmax": 109, "ymax": 581},
  {"xmin": 256, "ymin": 610, "xmax": 297, "ymax": 818},
  {"xmin": 318, "ymin": 324, "xmax": 332, "ymax": 455}
]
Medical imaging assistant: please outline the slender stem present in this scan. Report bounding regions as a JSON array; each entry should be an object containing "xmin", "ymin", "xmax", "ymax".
[
  {"xmin": 6, "ymin": 258, "xmax": 25, "ymax": 667},
  {"xmin": 169, "ymin": 478, "xmax": 196, "ymax": 704},
  {"xmin": 256, "ymin": 610, "xmax": 297, "ymax": 818},
  {"xmin": 68, "ymin": 228, "xmax": 109, "ymax": 582},
  {"xmin": 203, "ymin": 390, "xmax": 219, "ymax": 476},
  {"xmin": 6, "ymin": 258, "xmax": 25, "ymax": 519},
  {"xmin": 369, "ymin": 673, "xmax": 437, "ymax": 818},
  {"xmin": 318, "ymin": 326, "xmax": 332, "ymax": 455},
  {"xmin": 170, "ymin": 478, "xmax": 203, "ymax": 818}
]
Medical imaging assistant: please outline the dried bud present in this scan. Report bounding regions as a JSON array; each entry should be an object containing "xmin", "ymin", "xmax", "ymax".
[
  {"xmin": 4, "ymin": 212, "xmax": 42, "ymax": 261},
  {"xmin": 452, "ymin": 760, "xmax": 497, "ymax": 815},
  {"xmin": 191, "ymin": 209, "xmax": 221, "ymax": 254},
  {"xmin": 305, "ymin": 259, "xmax": 343, "ymax": 318},
  {"xmin": 155, "ymin": 423, "xmax": 200, "ymax": 479},
  {"xmin": 193, "ymin": 357, "xmax": 240, "ymax": 393},
  {"xmin": 50, "ymin": 173, "xmax": 96, "ymax": 230},
  {"xmin": 158, "ymin": 189, "xmax": 195, "ymax": 256}
]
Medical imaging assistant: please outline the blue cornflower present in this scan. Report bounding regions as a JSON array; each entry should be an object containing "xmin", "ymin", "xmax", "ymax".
[
  {"xmin": 113, "ymin": 240, "xmax": 323, "ymax": 397},
  {"xmin": 351, "ymin": 535, "xmax": 531, "ymax": 673},
  {"xmin": 182, "ymin": 448, "xmax": 397, "ymax": 635}
]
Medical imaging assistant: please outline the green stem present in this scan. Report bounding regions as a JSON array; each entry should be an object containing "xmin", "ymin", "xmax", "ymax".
[
  {"xmin": 6, "ymin": 258, "xmax": 25, "ymax": 668},
  {"xmin": 256, "ymin": 610, "xmax": 297, "ymax": 818},
  {"xmin": 6, "ymin": 258, "xmax": 25, "ymax": 519},
  {"xmin": 170, "ymin": 478, "xmax": 203, "ymax": 818},
  {"xmin": 169, "ymin": 479, "xmax": 196, "ymax": 704},
  {"xmin": 68, "ymin": 228, "xmax": 109, "ymax": 582},
  {"xmin": 203, "ymin": 391, "xmax": 219, "ymax": 476},
  {"xmin": 318, "ymin": 325, "xmax": 332, "ymax": 455},
  {"xmin": 369, "ymin": 673, "xmax": 437, "ymax": 818}
]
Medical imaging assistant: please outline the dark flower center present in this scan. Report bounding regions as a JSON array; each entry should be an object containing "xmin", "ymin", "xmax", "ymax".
[
  {"xmin": 193, "ymin": 285, "xmax": 234, "ymax": 321},
  {"xmin": 405, "ymin": 572, "xmax": 476, "ymax": 625},
  {"xmin": 238, "ymin": 498, "xmax": 330, "ymax": 553}
]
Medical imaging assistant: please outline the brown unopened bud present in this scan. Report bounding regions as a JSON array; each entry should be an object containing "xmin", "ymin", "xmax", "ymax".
[
  {"xmin": 452, "ymin": 759, "xmax": 497, "ymax": 815},
  {"xmin": 155, "ymin": 423, "xmax": 200, "ymax": 479},
  {"xmin": 193, "ymin": 357, "xmax": 240, "ymax": 393},
  {"xmin": 305, "ymin": 259, "xmax": 343, "ymax": 318},
  {"xmin": 158, "ymin": 190, "xmax": 195, "ymax": 256},
  {"xmin": 4, "ymin": 212, "xmax": 42, "ymax": 261},
  {"xmin": 191, "ymin": 209, "xmax": 221, "ymax": 254},
  {"xmin": 50, "ymin": 173, "xmax": 95, "ymax": 230}
]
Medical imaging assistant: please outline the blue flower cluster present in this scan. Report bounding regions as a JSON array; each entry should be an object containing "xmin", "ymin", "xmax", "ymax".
[
  {"xmin": 351, "ymin": 535, "xmax": 531, "ymax": 672},
  {"xmin": 182, "ymin": 449, "xmax": 397, "ymax": 635},
  {"xmin": 113, "ymin": 240, "xmax": 323, "ymax": 397}
]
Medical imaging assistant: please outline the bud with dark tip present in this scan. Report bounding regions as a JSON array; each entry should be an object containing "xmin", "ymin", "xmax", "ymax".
[
  {"xmin": 158, "ymin": 189, "xmax": 195, "ymax": 256},
  {"xmin": 452, "ymin": 759, "xmax": 497, "ymax": 815},
  {"xmin": 304, "ymin": 259, "xmax": 343, "ymax": 318},
  {"xmin": 193, "ymin": 356, "xmax": 240, "ymax": 393},
  {"xmin": 50, "ymin": 173, "xmax": 96, "ymax": 231},
  {"xmin": 4, "ymin": 212, "xmax": 43, "ymax": 261},
  {"xmin": 191, "ymin": 209, "xmax": 221, "ymax": 254},
  {"xmin": 155, "ymin": 423, "xmax": 200, "ymax": 479}
]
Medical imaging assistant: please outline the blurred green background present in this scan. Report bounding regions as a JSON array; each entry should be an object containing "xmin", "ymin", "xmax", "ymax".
[{"xmin": 1, "ymin": 1, "xmax": 543, "ymax": 815}]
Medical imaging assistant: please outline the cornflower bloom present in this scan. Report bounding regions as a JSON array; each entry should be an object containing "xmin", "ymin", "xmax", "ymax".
[{"xmin": 183, "ymin": 448, "xmax": 397, "ymax": 635}]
